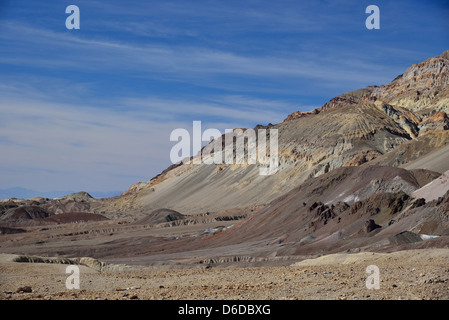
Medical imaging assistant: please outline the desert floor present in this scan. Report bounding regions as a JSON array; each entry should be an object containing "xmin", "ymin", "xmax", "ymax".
[{"xmin": 1, "ymin": 248, "xmax": 448, "ymax": 300}]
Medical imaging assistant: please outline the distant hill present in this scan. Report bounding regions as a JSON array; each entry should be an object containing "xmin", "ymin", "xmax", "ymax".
[{"xmin": 0, "ymin": 187, "xmax": 122, "ymax": 200}]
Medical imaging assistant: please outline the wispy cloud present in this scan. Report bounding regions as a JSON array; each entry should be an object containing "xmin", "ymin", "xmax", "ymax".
[
  {"xmin": 0, "ymin": 96, "xmax": 171, "ymax": 190},
  {"xmin": 0, "ymin": 20, "xmax": 401, "ymax": 92},
  {"xmin": 0, "ymin": 89, "xmax": 297, "ymax": 191},
  {"xmin": 118, "ymin": 95, "xmax": 293, "ymax": 125}
]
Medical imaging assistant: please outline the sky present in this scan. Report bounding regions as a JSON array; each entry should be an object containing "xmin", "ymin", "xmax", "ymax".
[{"xmin": 0, "ymin": 0, "xmax": 448, "ymax": 195}]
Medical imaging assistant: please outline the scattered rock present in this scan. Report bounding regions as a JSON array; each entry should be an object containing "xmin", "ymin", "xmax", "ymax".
[
  {"xmin": 388, "ymin": 192, "xmax": 410, "ymax": 215},
  {"xmin": 17, "ymin": 286, "xmax": 32, "ymax": 293},
  {"xmin": 364, "ymin": 219, "xmax": 381, "ymax": 233},
  {"xmin": 388, "ymin": 231, "xmax": 423, "ymax": 244},
  {"xmin": 411, "ymin": 198, "xmax": 426, "ymax": 209}
]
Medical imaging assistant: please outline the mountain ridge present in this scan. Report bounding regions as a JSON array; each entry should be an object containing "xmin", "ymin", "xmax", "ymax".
[
  {"xmin": 112, "ymin": 50, "xmax": 449, "ymax": 217},
  {"xmin": 2, "ymin": 50, "xmax": 449, "ymax": 267}
]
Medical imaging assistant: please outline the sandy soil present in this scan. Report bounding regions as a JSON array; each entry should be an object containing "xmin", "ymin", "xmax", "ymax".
[
  {"xmin": 1, "ymin": 248, "xmax": 448, "ymax": 300},
  {"xmin": 403, "ymin": 144, "xmax": 449, "ymax": 174},
  {"xmin": 412, "ymin": 170, "xmax": 449, "ymax": 202}
]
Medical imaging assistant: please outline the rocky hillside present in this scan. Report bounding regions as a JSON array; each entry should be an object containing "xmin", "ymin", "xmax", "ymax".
[
  {"xmin": 370, "ymin": 50, "xmax": 449, "ymax": 113},
  {"xmin": 112, "ymin": 50, "xmax": 449, "ymax": 217},
  {"xmin": 193, "ymin": 165, "xmax": 449, "ymax": 255}
]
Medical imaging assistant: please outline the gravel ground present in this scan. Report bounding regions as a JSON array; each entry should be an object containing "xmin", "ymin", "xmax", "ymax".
[{"xmin": 1, "ymin": 249, "xmax": 449, "ymax": 300}]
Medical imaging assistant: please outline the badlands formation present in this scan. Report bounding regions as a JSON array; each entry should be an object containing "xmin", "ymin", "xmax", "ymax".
[{"xmin": 1, "ymin": 51, "xmax": 449, "ymax": 300}]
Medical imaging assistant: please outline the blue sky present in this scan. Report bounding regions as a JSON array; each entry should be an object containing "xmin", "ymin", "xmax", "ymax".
[{"xmin": 0, "ymin": 0, "xmax": 448, "ymax": 194}]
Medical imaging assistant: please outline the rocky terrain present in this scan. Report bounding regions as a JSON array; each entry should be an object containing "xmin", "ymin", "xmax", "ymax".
[
  {"xmin": 1, "ymin": 249, "xmax": 449, "ymax": 300},
  {"xmin": 1, "ymin": 50, "xmax": 449, "ymax": 300}
]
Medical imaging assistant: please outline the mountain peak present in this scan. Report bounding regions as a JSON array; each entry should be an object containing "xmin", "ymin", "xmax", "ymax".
[
  {"xmin": 437, "ymin": 50, "xmax": 449, "ymax": 60},
  {"xmin": 284, "ymin": 50, "xmax": 449, "ymax": 123},
  {"xmin": 61, "ymin": 191, "xmax": 94, "ymax": 201},
  {"xmin": 371, "ymin": 50, "xmax": 449, "ymax": 113}
]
